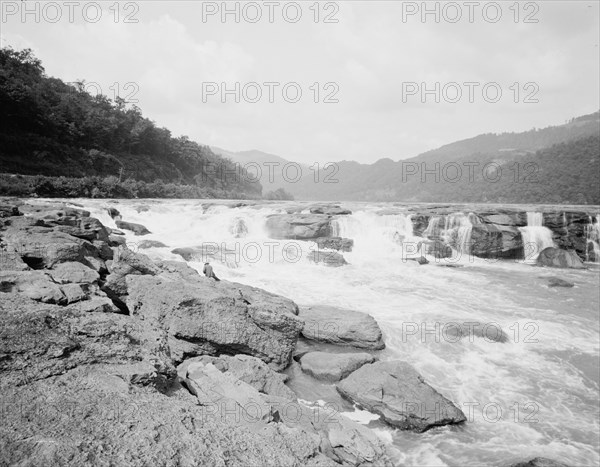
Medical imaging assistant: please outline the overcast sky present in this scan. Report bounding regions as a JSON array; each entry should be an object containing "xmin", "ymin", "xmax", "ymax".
[{"xmin": 2, "ymin": 1, "xmax": 599, "ymax": 164}]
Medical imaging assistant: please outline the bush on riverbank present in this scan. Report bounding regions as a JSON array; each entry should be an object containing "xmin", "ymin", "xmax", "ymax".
[{"xmin": 0, "ymin": 173, "xmax": 260, "ymax": 199}]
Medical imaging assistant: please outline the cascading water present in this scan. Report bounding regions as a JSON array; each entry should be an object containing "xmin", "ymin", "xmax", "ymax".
[
  {"xmin": 585, "ymin": 214, "xmax": 600, "ymax": 263},
  {"xmin": 423, "ymin": 216, "xmax": 443, "ymax": 239},
  {"xmin": 330, "ymin": 211, "xmax": 420, "ymax": 261},
  {"xmin": 422, "ymin": 212, "xmax": 475, "ymax": 254},
  {"xmin": 42, "ymin": 198, "xmax": 600, "ymax": 467},
  {"xmin": 444, "ymin": 212, "xmax": 476, "ymax": 253},
  {"xmin": 518, "ymin": 212, "xmax": 556, "ymax": 263}
]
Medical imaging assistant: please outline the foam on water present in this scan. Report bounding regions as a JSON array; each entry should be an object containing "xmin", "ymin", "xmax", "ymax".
[
  {"xmin": 519, "ymin": 212, "xmax": 556, "ymax": 263},
  {"xmin": 63, "ymin": 199, "xmax": 599, "ymax": 466}
]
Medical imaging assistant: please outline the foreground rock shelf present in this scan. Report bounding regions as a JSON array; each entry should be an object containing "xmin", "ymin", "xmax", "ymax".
[
  {"xmin": 0, "ymin": 199, "xmax": 580, "ymax": 466},
  {"xmin": 0, "ymin": 200, "xmax": 396, "ymax": 466}
]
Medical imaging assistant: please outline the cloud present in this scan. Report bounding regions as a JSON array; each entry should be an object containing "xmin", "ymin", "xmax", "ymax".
[{"xmin": 1, "ymin": 1, "xmax": 598, "ymax": 164}]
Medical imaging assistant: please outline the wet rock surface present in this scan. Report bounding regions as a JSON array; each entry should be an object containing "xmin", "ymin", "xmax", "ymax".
[
  {"xmin": 314, "ymin": 236, "xmax": 354, "ymax": 252},
  {"xmin": 300, "ymin": 351, "xmax": 375, "ymax": 382},
  {"xmin": 537, "ymin": 247, "xmax": 586, "ymax": 269},
  {"xmin": 0, "ymin": 200, "xmax": 394, "ymax": 467},
  {"xmin": 266, "ymin": 214, "xmax": 332, "ymax": 240},
  {"xmin": 308, "ymin": 250, "xmax": 348, "ymax": 267},
  {"xmin": 299, "ymin": 306, "xmax": 385, "ymax": 350},
  {"xmin": 509, "ymin": 458, "xmax": 571, "ymax": 467},
  {"xmin": 115, "ymin": 220, "xmax": 151, "ymax": 236},
  {"xmin": 336, "ymin": 361, "xmax": 467, "ymax": 432}
]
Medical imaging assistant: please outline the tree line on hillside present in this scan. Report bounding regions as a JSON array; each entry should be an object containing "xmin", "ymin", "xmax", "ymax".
[
  {"xmin": 285, "ymin": 124, "xmax": 599, "ymax": 204},
  {"xmin": 0, "ymin": 47, "xmax": 262, "ymax": 199}
]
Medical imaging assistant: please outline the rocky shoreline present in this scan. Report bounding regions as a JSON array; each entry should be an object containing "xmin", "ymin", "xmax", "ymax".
[{"xmin": 0, "ymin": 199, "xmax": 579, "ymax": 466}]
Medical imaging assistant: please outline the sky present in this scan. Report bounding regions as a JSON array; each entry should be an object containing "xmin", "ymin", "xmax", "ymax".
[{"xmin": 2, "ymin": 0, "xmax": 599, "ymax": 164}]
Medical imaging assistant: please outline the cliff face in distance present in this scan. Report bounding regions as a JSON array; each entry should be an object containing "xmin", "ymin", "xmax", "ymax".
[{"xmin": 0, "ymin": 47, "xmax": 261, "ymax": 199}]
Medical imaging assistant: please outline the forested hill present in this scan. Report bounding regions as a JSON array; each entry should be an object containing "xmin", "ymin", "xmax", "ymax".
[
  {"xmin": 284, "ymin": 112, "xmax": 600, "ymax": 204},
  {"xmin": 414, "ymin": 111, "xmax": 600, "ymax": 164},
  {"xmin": 0, "ymin": 47, "xmax": 261, "ymax": 198}
]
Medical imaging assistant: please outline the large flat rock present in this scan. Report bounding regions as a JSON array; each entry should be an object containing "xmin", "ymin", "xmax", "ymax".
[
  {"xmin": 300, "ymin": 351, "xmax": 375, "ymax": 382},
  {"xmin": 537, "ymin": 247, "xmax": 586, "ymax": 269},
  {"xmin": 299, "ymin": 306, "xmax": 385, "ymax": 350},
  {"xmin": 178, "ymin": 354, "xmax": 296, "ymax": 400},
  {"xmin": 126, "ymin": 265, "xmax": 303, "ymax": 371},
  {"xmin": 336, "ymin": 360, "xmax": 466, "ymax": 432}
]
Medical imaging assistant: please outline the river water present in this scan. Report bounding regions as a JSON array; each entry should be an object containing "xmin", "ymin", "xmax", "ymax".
[{"xmin": 55, "ymin": 199, "xmax": 600, "ymax": 466}]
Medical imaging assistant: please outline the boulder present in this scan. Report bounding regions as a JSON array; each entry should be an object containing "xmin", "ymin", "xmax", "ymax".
[
  {"xmin": 426, "ymin": 240, "xmax": 453, "ymax": 259},
  {"xmin": 336, "ymin": 360, "xmax": 466, "ymax": 432},
  {"xmin": 83, "ymin": 255, "xmax": 107, "ymax": 274},
  {"xmin": 262, "ymin": 394, "xmax": 392, "ymax": 466},
  {"xmin": 72, "ymin": 296, "xmax": 120, "ymax": 313},
  {"xmin": 19, "ymin": 204, "xmax": 90, "ymax": 219},
  {"xmin": 135, "ymin": 204, "xmax": 151, "ymax": 213},
  {"xmin": 48, "ymin": 261, "xmax": 100, "ymax": 285},
  {"xmin": 308, "ymin": 250, "xmax": 347, "ymax": 267},
  {"xmin": 136, "ymin": 240, "xmax": 168, "ymax": 249},
  {"xmin": 60, "ymin": 283, "xmax": 88, "ymax": 304},
  {"xmin": 102, "ymin": 249, "xmax": 159, "ymax": 307},
  {"xmin": 299, "ymin": 306, "xmax": 385, "ymax": 350},
  {"xmin": 109, "ymin": 234, "xmax": 127, "ymax": 247},
  {"xmin": 0, "ymin": 270, "xmax": 66, "ymax": 304},
  {"xmin": 314, "ymin": 237, "xmax": 354, "ymax": 252},
  {"xmin": 309, "ymin": 205, "xmax": 352, "ymax": 216},
  {"xmin": 0, "ymin": 251, "xmax": 30, "ymax": 271},
  {"xmin": 181, "ymin": 359, "xmax": 391, "ymax": 466},
  {"xmin": 537, "ymin": 248, "xmax": 585, "ymax": 269},
  {"xmin": 547, "ymin": 277, "xmax": 575, "ymax": 288},
  {"xmin": 509, "ymin": 458, "xmax": 570, "ymax": 467},
  {"xmin": 408, "ymin": 256, "xmax": 429, "ymax": 265},
  {"xmin": 410, "ymin": 214, "xmax": 430, "ymax": 237},
  {"xmin": 442, "ymin": 322, "xmax": 509, "ymax": 343},
  {"xmin": 0, "ymin": 294, "xmax": 333, "ymax": 467},
  {"xmin": 115, "ymin": 220, "xmax": 151, "ymax": 236},
  {"xmin": 1, "ymin": 230, "xmax": 99, "ymax": 269},
  {"xmin": 0, "ymin": 294, "xmax": 173, "ymax": 389},
  {"xmin": 172, "ymin": 244, "xmax": 239, "ymax": 268},
  {"xmin": 92, "ymin": 239, "xmax": 114, "ymax": 260},
  {"xmin": 106, "ymin": 206, "xmax": 121, "ymax": 219},
  {"xmin": 471, "ymin": 223, "xmax": 523, "ymax": 259},
  {"xmin": 0, "ymin": 368, "xmax": 338, "ymax": 467},
  {"xmin": 51, "ymin": 216, "xmax": 110, "ymax": 242},
  {"xmin": 478, "ymin": 211, "xmax": 527, "ymax": 227},
  {"xmin": 125, "ymin": 270, "xmax": 303, "ymax": 370},
  {"xmin": 0, "ymin": 204, "xmax": 21, "ymax": 218},
  {"xmin": 299, "ymin": 352, "xmax": 375, "ymax": 382},
  {"xmin": 266, "ymin": 214, "xmax": 332, "ymax": 240},
  {"xmin": 178, "ymin": 354, "xmax": 296, "ymax": 400},
  {"xmin": 185, "ymin": 362, "xmax": 275, "ymax": 429}
]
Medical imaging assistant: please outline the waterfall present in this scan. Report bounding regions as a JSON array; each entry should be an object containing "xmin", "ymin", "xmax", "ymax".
[
  {"xmin": 230, "ymin": 217, "xmax": 249, "ymax": 238},
  {"xmin": 585, "ymin": 214, "xmax": 600, "ymax": 263},
  {"xmin": 518, "ymin": 212, "xmax": 555, "ymax": 263},
  {"xmin": 443, "ymin": 213, "xmax": 474, "ymax": 253},
  {"xmin": 423, "ymin": 216, "xmax": 442, "ymax": 239},
  {"xmin": 331, "ymin": 211, "xmax": 420, "ymax": 261}
]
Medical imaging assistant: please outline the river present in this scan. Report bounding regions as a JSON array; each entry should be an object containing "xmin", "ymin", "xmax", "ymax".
[{"xmin": 52, "ymin": 198, "xmax": 600, "ymax": 467}]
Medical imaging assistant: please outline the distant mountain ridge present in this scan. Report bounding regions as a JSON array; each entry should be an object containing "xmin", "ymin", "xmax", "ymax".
[
  {"xmin": 213, "ymin": 111, "xmax": 599, "ymax": 204},
  {"xmin": 211, "ymin": 147, "xmax": 306, "ymax": 192}
]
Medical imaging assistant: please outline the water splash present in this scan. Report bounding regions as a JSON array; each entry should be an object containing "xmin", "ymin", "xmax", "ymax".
[
  {"xmin": 585, "ymin": 214, "xmax": 600, "ymax": 263},
  {"xmin": 519, "ymin": 212, "xmax": 555, "ymax": 263}
]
